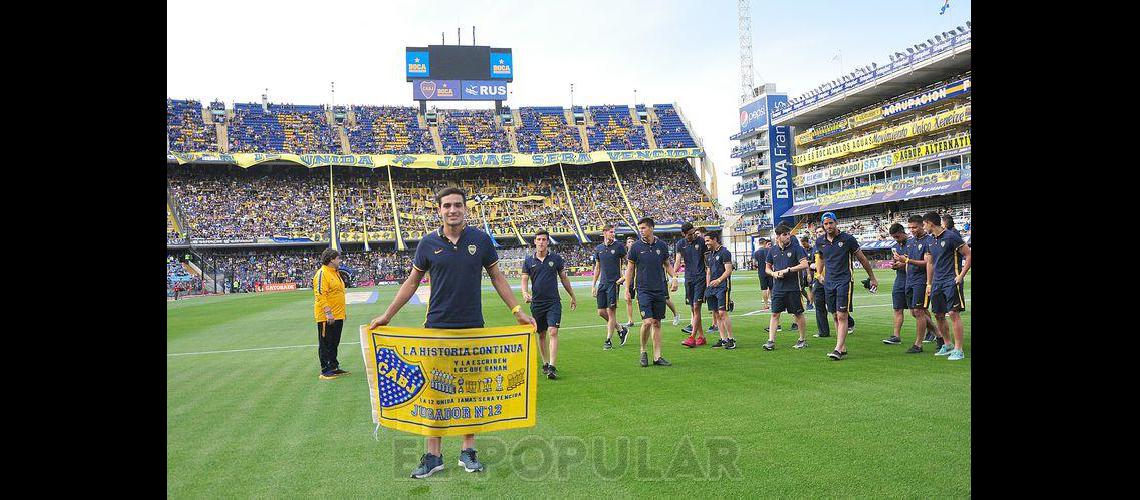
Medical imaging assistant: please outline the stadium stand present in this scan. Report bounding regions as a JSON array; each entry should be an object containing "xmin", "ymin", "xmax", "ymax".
[
  {"xmin": 228, "ymin": 103, "xmax": 342, "ymax": 154},
  {"xmin": 167, "ymin": 164, "xmax": 330, "ymax": 241},
  {"xmin": 650, "ymin": 104, "xmax": 698, "ymax": 149},
  {"xmin": 347, "ymin": 105, "xmax": 435, "ymax": 154},
  {"xmin": 515, "ymin": 106, "xmax": 582, "ymax": 153},
  {"xmin": 167, "ymin": 99, "xmax": 219, "ymax": 152},
  {"xmin": 437, "ymin": 109, "xmax": 510, "ymax": 154},
  {"xmin": 587, "ymin": 105, "xmax": 648, "ymax": 150}
]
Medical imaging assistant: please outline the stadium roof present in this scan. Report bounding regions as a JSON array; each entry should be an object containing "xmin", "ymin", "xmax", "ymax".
[{"xmin": 772, "ymin": 45, "xmax": 970, "ymax": 129}]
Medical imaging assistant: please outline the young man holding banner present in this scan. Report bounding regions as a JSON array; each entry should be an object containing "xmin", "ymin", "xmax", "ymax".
[{"xmin": 368, "ymin": 187, "xmax": 536, "ymax": 479}]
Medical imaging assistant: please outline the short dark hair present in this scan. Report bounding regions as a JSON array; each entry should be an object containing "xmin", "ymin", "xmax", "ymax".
[
  {"xmin": 637, "ymin": 217, "xmax": 655, "ymax": 227},
  {"xmin": 774, "ymin": 224, "xmax": 792, "ymax": 235},
  {"xmin": 696, "ymin": 226, "xmax": 708, "ymax": 234},
  {"xmin": 704, "ymin": 231, "xmax": 721, "ymax": 242},
  {"xmin": 889, "ymin": 223, "xmax": 906, "ymax": 235},
  {"xmin": 923, "ymin": 211, "xmax": 941, "ymax": 226},
  {"xmin": 942, "ymin": 214, "xmax": 956, "ymax": 229},
  {"xmin": 434, "ymin": 186, "xmax": 467, "ymax": 205},
  {"xmin": 534, "ymin": 229, "xmax": 550, "ymax": 240},
  {"xmin": 680, "ymin": 222, "xmax": 694, "ymax": 232},
  {"xmin": 320, "ymin": 248, "xmax": 340, "ymax": 266},
  {"xmin": 908, "ymin": 215, "xmax": 925, "ymax": 225},
  {"xmin": 801, "ymin": 236, "xmax": 811, "ymax": 243},
  {"xmin": 602, "ymin": 224, "xmax": 614, "ymax": 231}
]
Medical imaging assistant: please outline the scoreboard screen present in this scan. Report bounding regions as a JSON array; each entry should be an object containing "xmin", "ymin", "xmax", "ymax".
[{"xmin": 406, "ymin": 45, "xmax": 513, "ymax": 82}]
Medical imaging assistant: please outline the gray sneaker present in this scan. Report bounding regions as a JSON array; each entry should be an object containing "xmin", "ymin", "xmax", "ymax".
[
  {"xmin": 793, "ymin": 339, "xmax": 807, "ymax": 349},
  {"xmin": 640, "ymin": 351, "xmax": 649, "ymax": 367},
  {"xmin": 763, "ymin": 340, "xmax": 776, "ymax": 351},
  {"xmin": 652, "ymin": 357, "xmax": 672, "ymax": 366},
  {"xmin": 882, "ymin": 335, "xmax": 902, "ymax": 345},
  {"xmin": 411, "ymin": 453, "xmax": 444, "ymax": 478},
  {"xmin": 458, "ymin": 448, "xmax": 484, "ymax": 472},
  {"xmin": 603, "ymin": 339, "xmax": 613, "ymax": 350}
]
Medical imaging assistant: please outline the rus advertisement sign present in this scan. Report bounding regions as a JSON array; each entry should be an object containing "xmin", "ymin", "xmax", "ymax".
[{"xmin": 461, "ymin": 80, "xmax": 509, "ymax": 100}]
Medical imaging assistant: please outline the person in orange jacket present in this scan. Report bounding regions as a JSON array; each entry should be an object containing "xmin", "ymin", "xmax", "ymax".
[{"xmin": 314, "ymin": 248, "xmax": 348, "ymax": 380}]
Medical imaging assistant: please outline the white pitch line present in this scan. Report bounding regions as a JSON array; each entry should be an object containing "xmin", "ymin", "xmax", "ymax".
[{"xmin": 167, "ymin": 297, "xmax": 970, "ymax": 357}]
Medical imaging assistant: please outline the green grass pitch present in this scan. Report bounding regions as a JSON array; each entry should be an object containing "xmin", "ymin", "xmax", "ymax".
[{"xmin": 168, "ymin": 272, "xmax": 970, "ymax": 497}]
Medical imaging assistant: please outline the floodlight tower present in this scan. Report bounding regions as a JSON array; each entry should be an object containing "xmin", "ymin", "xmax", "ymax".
[{"xmin": 738, "ymin": 0, "xmax": 756, "ymax": 102}]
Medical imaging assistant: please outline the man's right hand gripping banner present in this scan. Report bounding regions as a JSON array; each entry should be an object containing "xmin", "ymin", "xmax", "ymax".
[{"xmin": 360, "ymin": 325, "xmax": 537, "ymax": 437}]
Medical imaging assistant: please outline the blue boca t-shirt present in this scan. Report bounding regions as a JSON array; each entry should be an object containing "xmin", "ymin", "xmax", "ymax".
[
  {"xmin": 815, "ymin": 231, "xmax": 861, "ymax": 287},
  {"xmin": 524, "ymin": 252, "xmax": 564, "ymax": 304},
  {"xmin": 705, "ymin": 247, "xmax": 733, "ymax": 290},
  {"xmin": 675, "ymin": 237, "xmax": 707, "ymax": 279},
  {"xmin": 593, "ymin": 240, "xmax": 626, "ymax": 284},
  {"xmin": 765, "ymin": 241, "xmax": 809, "ymax": 292},
  {"xmin": 412, "ymin": 226, "xmax": 499, "ymax": 328},
  {"xmin": 904, "ymin": 234, "xmax": 933, "ymax": 287},
  {"xmin": 928, "ymin": 229, "xmax": 966, "ymax": 288},
  {"xmin": 628, "ymin": 236, "xmax": 671, "ymax": 294},
  {"xmin": 892, "ymin": 238, "xmax": 908, "ymax": 292}
]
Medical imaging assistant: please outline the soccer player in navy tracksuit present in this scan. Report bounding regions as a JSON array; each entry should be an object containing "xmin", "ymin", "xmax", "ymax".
[
  {"xmin": 703, "ymin": 231, "xmax": 736, "ymax": 349},
  {"xmin": 368, "ymin": 187, "xmax": 536, "ymax": 479},
  {"xmin": 624, "ymin": 217, "xmax": 678, "ymax": 367},
  {"xmin": 763, "ymin": 224, "xmax": 810, "ymax": 351},
  {"xmin": 882, "ymin": 223, "xmax": 911, "ymax": 346},
  {"xmin": 923, "ymin": 211, "xmax": 972, "ymax": 361},
  {"xmin": 891, "ymin": 215, "xmax": 944, "ymax": 353},
  {"xmin": 815, "ymin": 212, "xmax": 878, "ymax": 361},
  {"xmin": 676, "ymin": 222, "xmax": 708, "ymax": 348},
  {"xmin": 810, "ymin": 225, "xmax": 856, "ymax": 338},
  {"xmin": 753, "ymin": 238, "xmax": 772, "ymax": 310},
  {"xmin": 522, "ymin": 230, "xmax": 578, "ymax": 379},
  {"xmin": 591, "ymin": 224, "xmax": 629, "ymax": 350}
]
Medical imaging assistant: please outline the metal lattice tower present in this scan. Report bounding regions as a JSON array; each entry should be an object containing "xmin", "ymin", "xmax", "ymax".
[{"xmin": 738, "ymin": 0, "xmax": 756, "ymax": 101}]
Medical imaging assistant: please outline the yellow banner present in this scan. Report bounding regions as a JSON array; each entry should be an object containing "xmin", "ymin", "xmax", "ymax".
[
  {"xmin": 814, "ymin": 170, "xmax": 962, "ymax": 206},
  {"xmin": 793, "ymin": 107, "xmax": 886, "ymax": 147},
  {"xmin": 360, "ymin": 324, "xmax": 538, "ymax": 437},
  {"xmin": 171, "ymin": 148, "xmax": 703, "ymax": 170},
  {"xmin": 793, "ymin": 106, "xmax": 970, "ymax": 167},
  {"xmin": 892, "ymin": 133, "xmax": 971, "ymax": 164}
]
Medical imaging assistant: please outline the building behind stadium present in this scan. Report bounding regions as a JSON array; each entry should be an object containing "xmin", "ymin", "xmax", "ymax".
[{"xmin": 728, "ymin": 24, "xmax": 971, "ymax": 267}]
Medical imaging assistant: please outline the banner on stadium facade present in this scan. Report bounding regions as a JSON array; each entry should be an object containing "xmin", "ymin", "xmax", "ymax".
[
  {"xmin": 793, "ymin": 106, "xmax": 884, "ymax": 147},
  {"xmin": 769, "ymin": 125, "xmax": 794, "ymax": 225},
  {"xmin": 882, "ymin": 77, "xmax": 971, "ymax": 118},
  {"xmin": 359, "ymin": 324, "xmax": 537, "ymax": 437},
  {"xmin": 171, "ymin": 148, "xmax": 703, "ymax": 170},
  {"xmin": 792, "ymin": 105, "xmax": 970, "ymax": 167},
  {"xmin": 784, "ymin": 176, "xmax": 971, "ymax": 216},
  {"xmin": 793, "ymin": 132, "xmax": 970, "ymax": 187}
]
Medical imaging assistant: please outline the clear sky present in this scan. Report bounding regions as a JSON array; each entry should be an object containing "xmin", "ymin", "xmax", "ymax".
[{"xmin": 167, "ymin": 0, "xmax": 971, "ymax": 204}]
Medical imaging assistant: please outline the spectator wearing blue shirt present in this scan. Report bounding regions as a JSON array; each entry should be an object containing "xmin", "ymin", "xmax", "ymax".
[
  {"xmin": 624, "ymin": 217, "xmax": 679, "ymax": 368},
  {"xmin": 923, "ymin": 211, "xmax": 972, "ymax": 361},
  {"xmin": 368, "ymin": 187, "xmax": 536, "ymax": 479},
  {"xmin": 521, "ymin": 230, "xmax": 578, "ymax": 380}
]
